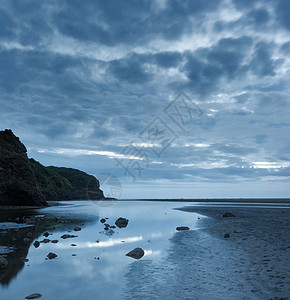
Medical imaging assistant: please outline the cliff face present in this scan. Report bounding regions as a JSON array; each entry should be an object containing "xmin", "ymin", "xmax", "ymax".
[
  {"xmin": 0, "ymin": 129, "xmax": 105, "ymax": 206},
  {"xmin": 30, "ymin": 160, "xmax": 104, "ymax": 201},
  {"xmin": 0, "ymin": 129, "xmax": 47, "ymax": 206}
]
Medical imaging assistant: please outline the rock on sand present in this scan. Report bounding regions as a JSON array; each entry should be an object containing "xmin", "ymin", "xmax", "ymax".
[
  {"xmin": 25, "ymin": 293, "xmax": 42, "ymax": 299},
  {"xmin": 176, "ymin": 226, "xmax": 190, "ymax": 231},
  {"xmin": 223, "ymin": 212, "xmax": 236, "ymax": 217}
]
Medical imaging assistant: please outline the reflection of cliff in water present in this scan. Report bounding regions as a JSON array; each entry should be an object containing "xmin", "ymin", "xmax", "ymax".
[{"xmin": 0, "ymin": 209, "xmax": 98, "ymax": 286}]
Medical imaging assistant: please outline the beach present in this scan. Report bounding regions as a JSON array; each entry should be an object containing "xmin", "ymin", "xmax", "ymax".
[
  {"xmin": 171, "ymin": 205, "xmax": 289, "ymax": 299},
  {"xmin": 0, "ymin": 201, "xmax": 289, "ymax": 299}
]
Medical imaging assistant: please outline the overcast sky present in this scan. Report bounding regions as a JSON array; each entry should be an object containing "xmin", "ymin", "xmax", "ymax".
[{"xmin": 0, "ymin": 0, "xmax": 289, "ymax": 199}]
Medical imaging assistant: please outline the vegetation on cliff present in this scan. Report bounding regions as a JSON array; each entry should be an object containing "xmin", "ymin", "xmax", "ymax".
[{"xmin": 0, "ymin": 129, "xmax": 105, "ymax": 206}]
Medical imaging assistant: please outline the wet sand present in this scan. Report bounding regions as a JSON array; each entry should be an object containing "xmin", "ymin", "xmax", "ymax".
[
  {"xmin": 124, "ymin": 204, "xmax": 289, "ymax": 299},
  {"xmin": 175, "ymin": 205, "xmax": 290, "ymax": 299}
]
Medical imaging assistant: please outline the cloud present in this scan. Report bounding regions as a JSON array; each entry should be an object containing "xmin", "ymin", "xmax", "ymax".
[{"xmin": 0, "ymin": 0, "xmax": 289, "ymax": 197}]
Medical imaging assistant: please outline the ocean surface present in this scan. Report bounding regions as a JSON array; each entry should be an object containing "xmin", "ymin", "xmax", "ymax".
[{"xmin": 0, "ymin": 200, "xmax": 289, "ymax": 299}]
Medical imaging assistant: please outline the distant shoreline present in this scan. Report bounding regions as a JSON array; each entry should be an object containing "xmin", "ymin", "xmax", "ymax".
[{"xmin": 119, "ymin": 198, "xmax": 290, "ymax": 203}]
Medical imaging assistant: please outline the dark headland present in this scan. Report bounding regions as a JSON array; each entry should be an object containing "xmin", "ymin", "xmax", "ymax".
[{"xmin": 0, "ymin": 129, "xmax": 108, "ymax": 207}]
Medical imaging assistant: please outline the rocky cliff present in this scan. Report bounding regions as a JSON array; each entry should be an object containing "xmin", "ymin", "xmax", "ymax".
[
  {"xmin": 30, "ymin": 159, "xmax": 104, "ymax": 201},
  {"xmin": 0, "ymin": 129, "xmax": 47, "ymax": 206},
  {"xmin": 0, "ymin": 129, "xmax": 105, "ymax": 206}
]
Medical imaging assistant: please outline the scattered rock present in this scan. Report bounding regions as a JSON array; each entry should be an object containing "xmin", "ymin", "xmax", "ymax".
[
  {"xmin": 47, "ymin": 252, "xmax": 57, "ymax": 259},
  {"xmin": 100, "ymin": 218, "xmax": 106, "ymax": 223},
  {"xmin": 43, "ymin": 232, "xmax": 50, "ymax": 237},
  {"xmin": 0, "ymin": 256, "xmax": 8, "ymax": 270},
  {"xmin": 41, "ymin": 239, "xmax": 50, "ymax": 243},
  {"xmin": 33, "ymin": 241, "xmax": 40, "ymax": 248},
  {"xmin": 61, "ymin": 234, "xmax": 77, "ymax": 239},
  {"xmin": 126, "ymin": 247, "xmax": 145, "ymax": 259},
  {"xmin": 224, "ymin": 233, "xmax": 230, "ymax": 238},
  {"xmin": 51, "ymin": 240, "xmax": 59, "ymax": 243},
  {"xmin": 74, "ymin": 227, "xmax": 81, "ymax": 231},
  {"xmin": 24, "ymin": 258, "xmax": 29, "ymax": 262},
  {"xmin": 25, "ymin": 293, "xmax": 42, "ymax": 299},
  {"xmin": 71, "ymin": 244, "xmax": 77, "ymax": 246},
  {"xmin": 110, "ymin": 225, "xmax": 116, "ymax": 229},
  {"xmin": 72, "ymin": 254, "xmax": 76, "ymax": 256},
  {"xmin": 223, "ymin": 212, "xmax": 236, "ymax": 217},
  {"xmin": 115, "ymin": 217, "xmax": 129, "ymax": 228},
  {"xmin": 176, "ymin": 226, "xmax": 190, "ymax": 231}
]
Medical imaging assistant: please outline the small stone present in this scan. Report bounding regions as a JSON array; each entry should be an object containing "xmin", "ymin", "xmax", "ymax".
[
  {"xmin": 222, "ymin": 212, "xmax": 236, "ymax": 217},
  {"xmin": 51, "ymin": 240, "xmax": 59, "ymax": 243},
  {"xmin": 176, "ymin": 226, "xmax": 190, "ymax": 231},
  {"xmin": 110, "ymin": 225, "xmax": 116, "ymax": 229},
  {"xmin": 43, "ymin": 232, "xmax": 50, "ymax": 237},
  {"xmin": 74, "ymin": 227, "xmax": 81, "ymax": 231},
  {"xmin": 71, "ymin": 244, "xmax": 77, "ymax": 246},
  {"xmin": 33, "ymin": 241, "xmax": 40, "ymax": 248},
  {"xmin": 126, "ymin": 248, "xmax": 145, "ymax": 259},
  {"xmin": 100, "ymin": 218, "xmax": 106, "ymax": 223},
  {"xmin": 115, "ymin": 217, "xmax": 129, "ymax": 228},
  {"xmin": 47, "ymin": 252, "xmax": 57, "ymax": 259},
  {"xmin": 72, "ymin": 254, "xmax": 76, "ymax": 256},
  {"xmin": 61, "ymin": 234, "xmax": 77, "ymax": 239},
  {"xmin": 25, "ymin": 293, "xmax": 42, "ymax": 299},
  {"xmin": 41, "ymin": 239, "xmax": 50, "ymax": 243},
  {"xmin": 224, "ymin": 233, "xmax": 230, "ymax": 238}
]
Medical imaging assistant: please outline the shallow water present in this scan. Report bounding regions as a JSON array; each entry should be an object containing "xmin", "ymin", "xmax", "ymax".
[{"xmin": 0, "ymin": 200, "xmax": 203, "ymax": 300}]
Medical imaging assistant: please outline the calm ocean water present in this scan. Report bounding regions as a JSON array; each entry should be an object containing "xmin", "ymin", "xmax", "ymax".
[
  {"xmin": 0, "ymin": 200, "xmax": 288, "ymax": 299},
  {"xmin": 0, "ymin": 200, "xmax": 203, "ymax": 299}
]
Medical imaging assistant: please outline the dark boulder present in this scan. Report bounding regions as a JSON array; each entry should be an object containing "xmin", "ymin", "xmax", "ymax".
[
  {"xmin": 115, "ymin": 217, "xmax": 129, "ymax": 228},
  {"xmin": 25, "ymin": 293, "xmax": 42, "ymax": 299},
  {"xmin": 223, "ymin": 212, "xmax": 236, "ymax": 217},
  {"xmin": 33, "ymin": 241, "xmax": 40, "ymax": 248},
  {"xmin": 47, "ymin": 252, "xmax": 57, "ymax": 259},
  {"xmin": 126, "ymin": 248, "xmax": 144, "ymax": 259},
  {"xmin": 176, "ymin": 226, "xmax": 190, "ymax": 231}
]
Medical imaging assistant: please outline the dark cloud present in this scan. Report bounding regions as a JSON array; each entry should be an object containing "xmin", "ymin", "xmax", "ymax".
[
  {"xmin": 182, "ymin": 36, "xmax": 253, "ymax": 95},
  {"xmin": 249, "ymin": 42, "xmax": 276, "ymax": 77},
  {"xmin": 108, "ymin": 56, "xmax": 150, "ymax": 84},
  {"xmin": 280, "ymin": 41, "xmax": 290, "ymax": 54},
  {"xmin": 0, "ymin": 0, "xmax": 289, "ymax": 197},
  {"xmin": 153, "ymin": 52, "xmax": 183, "ymax": 69},
  {"xmin": 247, "ymin": 8, "xmax": 270, "ymax": 26},
  {"xmin": 275, "ymin": 0, "xmax": 290, "ymax": 31}
]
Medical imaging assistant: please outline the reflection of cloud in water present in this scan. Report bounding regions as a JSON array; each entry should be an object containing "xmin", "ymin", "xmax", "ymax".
[
  {"xmin": 55, "ymin": 236, "xmax": 143, "ymax": 249},
  {"xmin": 150, "ymin": 232, "xmax": 163, "ymax": 238},
  {"xmin": 144, "ymin": 250, "xmax": 161, "ymax": 257},
  {"xmin": 70, "ymin": 259, "xmax": 94, "ymax": 279}
]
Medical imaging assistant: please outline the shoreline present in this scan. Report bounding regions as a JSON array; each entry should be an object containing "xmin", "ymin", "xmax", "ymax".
[
  {"xmin": 120, "ymin": 198, "xmax": 290, "ymax": 203},
  {"xmin": 1, "ymin": 198, "xmax": 289, "ymax": 210},
  {"xmin": 172, "ymin": 205, "xmax": 290, "ymax": 298}
]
